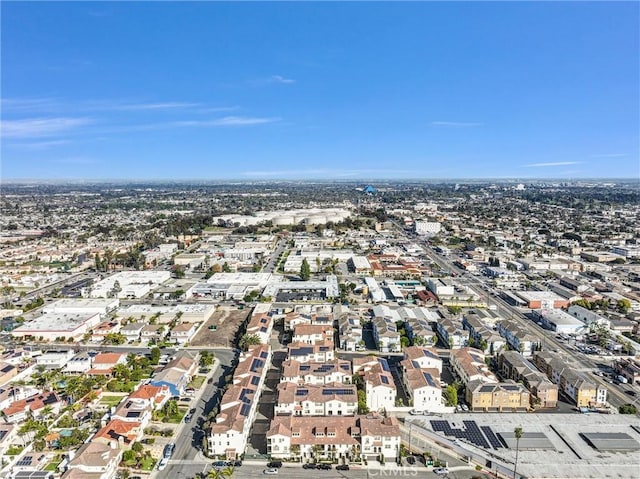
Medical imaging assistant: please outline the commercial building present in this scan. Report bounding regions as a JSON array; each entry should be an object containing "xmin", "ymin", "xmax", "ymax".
[
  {"xmin": 415, "ymin": 221, "xmax": 442, "ymax": 236},
  {"xmin": 534, "ymin": 309, "xmax": 586, "ymax": 335},
  {"xmin": 12, "ymin": 312, "xmax": 101, "ymax": 342},
  {"xmin": 515, "ymin": 291, "xmax": 569, "ymax": 309}
]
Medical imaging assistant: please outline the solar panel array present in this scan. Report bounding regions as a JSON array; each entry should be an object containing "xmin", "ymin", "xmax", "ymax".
[
  {"xmin": 481, "ymin": 426, "xmax": 504, "ymax": 449},
  {"xmin": 423, "ymin": 372, "xmax": 436, "ymax": 387},
  {"xmin": 381, "ymin": 376, "xmax": 390, "ymax": 384},
  {"xmin": 251, "ymin": 375, "xmax": 260, "ymax": 386},
  {"xmin": 322, "ymin": 388, "xmax": 354, "ymax": 396},
  {"xmin": 250, "ymin": 358, "xmax": 265, "ymax": 372},
  {"xmin": 430, "ymin": 420, "xmax": 495, "ymax": 449},
  {"xmin": 240, "ymin": 403, "xmax": 251, "ymax": 417},
  {"xmin": 16, "ymin": 456, "xmax": 33, "ymax": 467},
  {"xmin": 378, "ymin": 358, "xmax": 391, "ymax": 372},
  {"xmin": 296, "ymin": 389, "xmax": 309, "ymax": 396}
]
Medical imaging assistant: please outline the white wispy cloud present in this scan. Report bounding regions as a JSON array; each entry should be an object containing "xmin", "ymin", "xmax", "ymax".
[
  {"xmin": 248, "ymin": 75, "xmax": 296, "ymax": 87},
  {"xmin": 430, "ymin": 121, "xmax": 483, "ymax": 127},
  {"xmin": 591, "ymin": 153, "xmax": 628, "ymax": 158},
  {"xmin": 173, "ymin": 116, "xmax": 280, "ymax": 127},
  {"xmin": 1, "ymin": 97, "xmax": 62, "ymax": 113},
  {"xmin": 111, "ymin": 102, "xmax": 201, "ymax": 111},
  {"xmin": 0, "ymin": 117, "xmax": 93, "ymax": 138},
  {"xmin": 270, "ymin": 75, "xmax": 295, "ymax": 84},
  {"xmin": 6, "ymin": 139, "xmax": 71, "ymax": 150},
  {"xmin": 523, "ymin": 161, "xmax": 582, "ymax": 168}
]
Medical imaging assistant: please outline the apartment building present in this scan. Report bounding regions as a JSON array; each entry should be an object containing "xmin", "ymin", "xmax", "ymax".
[
  {"xmin": 462, "ymin": 313, "xmax": 506, "ymax": 355},
  {"xmin": 498, "ymin": 351, "xmax": 558, "ymax": 408},
  {"xmin": 450, "ymin": 348, "xmax": 497, "ymax": 386},
  {"xmin": 534, "ymin": 351, "xmax": 607, "ymax": 407},
  {"xmin": 266, "ymin": 414, "xmax": 400, "ymax": 463},
  {"xmin": 245, "ymin": 312, "xmax": 274, "ymax": 344},
  {"xmin": 436, "ymin": 317, "xmax": 468, "ymax": 349},
  {"xmin": 466, "ymin": 381, "xmax": 530, "ymax": 412},
  {"xmin": 275, "ymin": 382, "xmax": 358, "ymax": 416},
  {"xmin": 496, "ymin": 319, "xmax": 541, "ymax": 356},
  {"xmin": 287, "ymin": 342, "xmax": 335, "ymax": 363},
  {"xmin": 281, "ymin": 359, "xmax": 352, "ymax": 385},
  {"xmin": 292, "ymin": 323, "xmax": 334, "ymax": 345},
  {"xmin": 401, "ymin": 346, "xmax": 442, "ymax": 373},
  {"xmin": 352, "ymin": 357, "xmax": 396, "ymax": 412},
  {"xmin": 338, "ymin": 316, "xmax": 363, "ymax": 351},
  {"xmin": 209, "ymin": 345, "xmax": 271, "ymax": 459},
  {"xmin": 371, "ymin": 316, "xmax": 401, "ymax": 353}
]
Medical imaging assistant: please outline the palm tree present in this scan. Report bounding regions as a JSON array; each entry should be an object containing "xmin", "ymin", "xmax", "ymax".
[{"xmin": 513, "ymin": 426, "xmax": 523, "ymax": 479}]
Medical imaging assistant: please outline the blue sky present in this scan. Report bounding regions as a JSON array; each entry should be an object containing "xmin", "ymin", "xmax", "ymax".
[{"xmin": 1, "ymin": 2, "xmax": 638, "ymax": 180}]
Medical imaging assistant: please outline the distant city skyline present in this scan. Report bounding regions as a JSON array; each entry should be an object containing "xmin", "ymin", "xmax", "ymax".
[{"xmin": 1, "ymin": 2, "xmax": 638, "ymax": 180}]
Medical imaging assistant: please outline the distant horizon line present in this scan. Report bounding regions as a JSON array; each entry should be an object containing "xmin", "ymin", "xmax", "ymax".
[{"xmin": 1, "ymin": 177, "xmax": 638, "ymax": 184}]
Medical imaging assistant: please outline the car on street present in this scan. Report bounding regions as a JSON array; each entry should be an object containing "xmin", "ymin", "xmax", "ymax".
[
  {"xmin": 157, "ymin": 458, "xmax": 168, "ymax": 471},
  {"xmin": 263, "ymin": 468, "xmax": 279, "ymax": 475},
  {"xmin": 212, "ymin": 461, "xmax": 227, "ymax": 467},
  {"xmin": 409, "ymin": 409, "xmax": 424, "ymax": 415},
  {"xmin": 336, "ymin": 464, "xmax": 350, "ymax": 471},
  {"xmin": 266, "ymin": 461, "xmax": 283, "ymax": 468},
  {"xmin": 184, "ymin": 414, "xmax": 192, "ymax": 423},
  {"xmin": 317, "ymin": 463, "xmax": 332, "ymax": 470},
  {"xmin": 302, "ymin": 463, "xmax": 317, "ymax": 469},
  {"xmin": 433, "ymin": 467, "xmax": 449, "ymax": 475}
]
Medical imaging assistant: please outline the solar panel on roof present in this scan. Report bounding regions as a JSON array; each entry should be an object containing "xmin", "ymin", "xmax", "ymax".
[
  {"xmin": 251, "ymin": 376, "xmax": 260, "ymax": 386},
  {"xmin": 240, "ymin": 403, "xmax": 251, "ymax": 416},
  {"xmin": 16, "ymin": 456, "xmax": 33, "ymax": 466},
  {"xmin": 322, "ymin": 388, "xmax": 354, "ymax": 395},
  {"xmin": 381, "ymin": 376, "xmax": 390, "ymax": 384},
  {"xmin": 295, "ymin": 389, "xmax": 308, "ymax": 396},
  {"xmin": 423, "ymin": 372, "xmax": 436, "ymax": 387},
  {"xmin": 300, "ymin": 365, "xmax": 310, "ymax": 371},
  {"xmin": 378, "ymin": 358, "xmax": 390, "ymax": 372},
  {"xmin": 260, "ymin": 351, "xmax": 268, "ymax": 359}
]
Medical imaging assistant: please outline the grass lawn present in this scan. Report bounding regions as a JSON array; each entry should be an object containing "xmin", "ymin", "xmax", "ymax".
[
  {"xmin": 99, "ymin": 394, "xmax": 127, "ymax": 407},
  {"xmin": 160, "ymin": 407, "xmax": 188, "ymax": 424},
  {"xmin": 188, "ymin": 375, "xmax": 206, "ymax": 389},
  {"xmin": 140, "ymin": 457, "xmax": 156, "ymax": 470},
  {"xmin": 44, "ymin": 456, "xmax": 63, "ymax": 471}
]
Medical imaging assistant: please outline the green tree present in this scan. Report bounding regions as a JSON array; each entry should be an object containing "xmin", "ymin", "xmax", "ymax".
[
  {"xmin": 619, "ymin": 404, "xmax": 637, "ymax": 414},
  {"xmin": 150, "ymin": 347, "xmax": 161, "ymax": 365},
  {"xmin": 444, "ymin": 384, "xmax": 458, "ymax": 407},
  {"xmin": 131, "ymin": 441, "xmax": 144, "ymax": 454},
  {"xmin": 513, "ymin": 426, "xmax": 523, "ymax": 479},
  {"xmin": 357, "ymin": 389, "xmax": 369, "ymax": 414},
  {"xmin": 617, "ymin": 299, "xmax": 631, "ymax": 314},
  {"xmin": 199, "ymin": 351, "xmax": 215, "ymax": 368},
  {"xmin": 239, "ymin": 334, "xmax": 261, "ymax": 351},
  {"xmin": 300, "ymin": 258, "xmax": 311, "ymax": 281}
]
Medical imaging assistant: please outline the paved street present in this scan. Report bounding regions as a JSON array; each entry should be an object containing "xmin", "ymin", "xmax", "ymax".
[{"xmin": 155, "ymin": 347, "xmax": 237, "ymax": 479}]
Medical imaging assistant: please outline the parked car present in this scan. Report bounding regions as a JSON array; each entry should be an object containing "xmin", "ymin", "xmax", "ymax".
[
  {"xmin": 302, "ymin": 463, "xmax": 317, "ymax": 469},
  {"xmin": 266, "ymin": 461, "xmax": 283, "ymax": 469},
  {"xmin": 184, "ymin": 414, "xmax": 192, "ymax": 423},
  {"xmin": 212, "ymin": 461, "xmax": 227, "ymax": 467},
  {"xmin": 336, "ymin": 464, "xmax": 350, "ymax": 471},
  {"xmin": 157, "ymin": 458, "xmax": 168, "ymax": 471},
  {"xmin": 263, "ymin": 468, "xmax": 279, "ymax": 475},
  {"xmin": 433, "ymin": 467, "xmax": 449, "ymax": 475},
  {"xmin": 163, "ymin": 443, "xmax": 175, "ymax": 459},
  {"xmin": 317, "ymin": 463, "xmax": 332, "ymax": 470},
  {"xmin": 231, "ymin": 460, "xmax": 242, "ymax": 467},
  {"xmin": 409, "ymin": 409, "xmax": 423, "ymax": 415}
]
